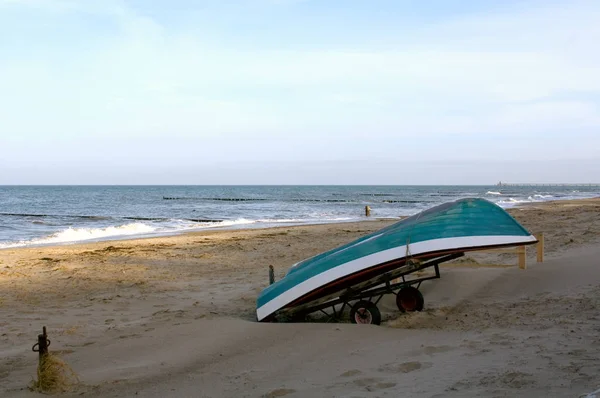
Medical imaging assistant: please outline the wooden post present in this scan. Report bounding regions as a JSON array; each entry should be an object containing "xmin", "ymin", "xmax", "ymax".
[
  {"xmin": 32, "ymin": 326, "xmax": 50, "ymax": 368},
  {"xmin": 536, "ymin": 233, "xmax": 544, "ymax": 263},
  {"xmin": 365, "ymin": 206, "xmax": 371, "ymax": 217},
  {"xmin": 517, "ymin": 246, "xmax": 526, "ymax": 269},
  {"xmin": 38, "ymin": 326, "xmax": 48, "ymax": 360},
  {"xmin": 269, "ymin": 265, "xmax": 275, "ymax": 285}
]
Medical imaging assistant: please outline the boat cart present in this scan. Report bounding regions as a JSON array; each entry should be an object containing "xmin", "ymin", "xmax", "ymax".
[{"xmin": 272, "ymin": 252, "xmax": 464, "ymax": 325}]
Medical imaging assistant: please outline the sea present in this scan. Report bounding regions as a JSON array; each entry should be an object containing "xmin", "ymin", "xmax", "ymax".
[{"xmin": 1, "ymin": 185, "xmax": 598, "ymax": 249}]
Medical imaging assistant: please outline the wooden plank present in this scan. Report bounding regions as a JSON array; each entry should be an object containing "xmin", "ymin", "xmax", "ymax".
[
  {"xmin": 441, "ymin": 262, "xmax": 514, "ymax": 268},
  {"xmin": 397, "ymin": 238, "xmax": 543, "ymax": 272},
  {"xmin": 476, "ymin": 248, "xmax": 522, "ymax": 254}
]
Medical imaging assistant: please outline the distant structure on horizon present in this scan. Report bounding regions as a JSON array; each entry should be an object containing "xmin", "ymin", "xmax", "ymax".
[{"xmin": 496, "ymin": 181, "xmax": 600, "ymax": 187}]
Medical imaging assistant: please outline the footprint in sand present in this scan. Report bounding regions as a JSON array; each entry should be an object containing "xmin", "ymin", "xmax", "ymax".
[
  {"xmin": 263, "ymin": 388, "xmax": 296, "ymax": 397},
  {"xmin": 335, "ymin": 373, "xmax": 397, "ymax": 391},
  {"xmin": 408, "ymin": 344, "xmax": 455, "ymax": 356},
  {"xmin": 339, "ymin": 369, "xmax": 362, "ymax": 377},
  {"xmin": 379, "ymin": 361, "xmax": 432, "ymax": 373},
  {"xmin": 353, "ymin": 377, "xmax": 397, "ymax": 391},
  {"xmin": 488, "ymin": 332, "xmax": 512, "ymax": 345},
  {"xmin": 423, "ymin": 345, "xmax": 454, "ymax": 355},
  {"xmin": 479, "ymin": 371, "xmax": 535, "ymax": 388},
  {"xmin": 118, "ymin": 333, "xmax": 142, "ymax": 339}
]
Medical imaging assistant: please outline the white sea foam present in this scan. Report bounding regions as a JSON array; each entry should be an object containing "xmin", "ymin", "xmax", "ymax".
[
  {"xmin": 495, "ymin": 193, "xmax": 561, "ymax": 208},
  {"xmin": 496, "ymin": 197, "xmax": 534, "ymax": 207},
  {"xmin": 0, "ymin": 222, "xmax": 158, "ymax": 248},
  {"xmin": 0, "ymin": 217, "xmax": 358, "ymax": 249},
  {"xmin": 486, "ymin": 191, "xmax": 502, "ymax": 195},
  {"xmin": 207, "ymin": 218, "xmax": 255, "ymax": 228},
  {"xmin": 503, "ymin": 198, "xmax": 526, "ymax": 203}
]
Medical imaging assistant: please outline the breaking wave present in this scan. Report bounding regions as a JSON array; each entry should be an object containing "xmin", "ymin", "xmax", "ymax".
[
  {"xmin": 0, "ymin": 216, "xmax": 360, "ymax": 249},
  {"xmin": 0, "ymin": 222, "xmax": 157, "ymax": 248}
]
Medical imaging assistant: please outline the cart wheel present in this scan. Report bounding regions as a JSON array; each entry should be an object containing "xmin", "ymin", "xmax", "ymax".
[
  {"xmin": 349, "ymin": 300, "xmax": 381, "ymax": 325},
  {"xmin": 396, "ymin": 287, "xmax": 424, "ymax": 312}
]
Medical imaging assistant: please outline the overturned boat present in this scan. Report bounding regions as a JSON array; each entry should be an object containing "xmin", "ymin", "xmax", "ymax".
[{"xmin": 256, "ymin": 198, "xmax": 538, "ymax": 324}]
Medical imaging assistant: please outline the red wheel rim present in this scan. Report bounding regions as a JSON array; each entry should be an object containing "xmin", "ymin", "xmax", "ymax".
[
  {"xmin": 401, "ymin": 296, "xmax": 417, "ymax": 311},
  {"xmin": 354, "ymin": 309, "xmax": 373, "ymax": 324}
]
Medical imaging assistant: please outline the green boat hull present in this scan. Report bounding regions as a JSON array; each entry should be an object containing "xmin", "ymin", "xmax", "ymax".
[{"xmin": 256, "ymin": 198, "xmax": 537, "ymax": 322}]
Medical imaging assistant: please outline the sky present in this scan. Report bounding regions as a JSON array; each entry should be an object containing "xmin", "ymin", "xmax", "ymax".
[{"xmin": 0, "ymin": 0, "xmax": 599, "ymax": 185}]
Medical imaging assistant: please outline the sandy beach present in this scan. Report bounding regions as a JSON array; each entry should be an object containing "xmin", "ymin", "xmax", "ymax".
[{"xmin": 1, "ymin": 198, "xmax": 599, "ymax": 397}]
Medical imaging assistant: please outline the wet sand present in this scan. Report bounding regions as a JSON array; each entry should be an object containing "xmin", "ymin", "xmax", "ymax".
[{"xmin": 1, "ymin": 198, "xmax": 599, "ymax": 397}]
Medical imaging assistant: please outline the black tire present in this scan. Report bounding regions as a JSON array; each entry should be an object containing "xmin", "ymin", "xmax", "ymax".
[
  {"xmin": 396, "ymin": 287, "xmax": 424, "ymax": 312},
  {"xmin": 349, "ymin": 300, "xmax": 381, "ymax": 325}
]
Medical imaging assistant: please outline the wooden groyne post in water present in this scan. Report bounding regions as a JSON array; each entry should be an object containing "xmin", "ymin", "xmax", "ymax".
[{"xmin": 365, "ymin": 206, "xmax": 371, "ymax": 217}]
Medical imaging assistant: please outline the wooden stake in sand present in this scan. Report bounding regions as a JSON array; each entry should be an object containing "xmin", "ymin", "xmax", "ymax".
[
  {"xmin": 269, "ymin": 265, "xmax": 275, "ymax": 285},
  {"xmin": 33, "ymin": 326, "xmax": 49, "ymax": 360},
  {"xmin": 536, "ymin": 232, "xmax": 545, "ymax": 263},
  {"xmin": 30, "ymin": 326, "xmax": 78, "ymax": 393},
  {"xmin": 365, "ymin": 206, "xmax": 371, "ymax": 217},
  {"xmin": 517, "ymin": 245, "xmax": 527, "ymax": 269}
]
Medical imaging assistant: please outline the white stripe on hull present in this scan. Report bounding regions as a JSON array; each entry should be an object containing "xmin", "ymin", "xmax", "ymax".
[{"xmin": 256, "ymin": 234, "xmax": 537, "ymax": 321}]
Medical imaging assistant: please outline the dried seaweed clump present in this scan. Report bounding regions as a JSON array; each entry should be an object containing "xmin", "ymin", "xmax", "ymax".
[{"xmin": 30, "ymin": 353, "xmax": 79, "ymax": 393}]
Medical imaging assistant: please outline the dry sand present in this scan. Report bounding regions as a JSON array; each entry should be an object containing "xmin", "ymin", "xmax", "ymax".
[{"xmin": 0, "ymin": 198, "xmax": 599, "ymax": 397}]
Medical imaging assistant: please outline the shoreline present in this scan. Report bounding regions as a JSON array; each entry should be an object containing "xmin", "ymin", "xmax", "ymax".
[
  {"xmin": 1, "ymin": 197, "xmax": 596, "ymax": 262},
  {"xmin": 0, "ymin": 217, "xmax": 392, "ymax": 252},
  {"xmin": 2, "ymin": 196, "xmax": 599, "ymax": 252}
]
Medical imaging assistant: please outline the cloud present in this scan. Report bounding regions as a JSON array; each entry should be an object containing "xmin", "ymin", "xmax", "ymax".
[{"xmin": 0, "ymin": 0, "xmax": 599, "ymax": 176}]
